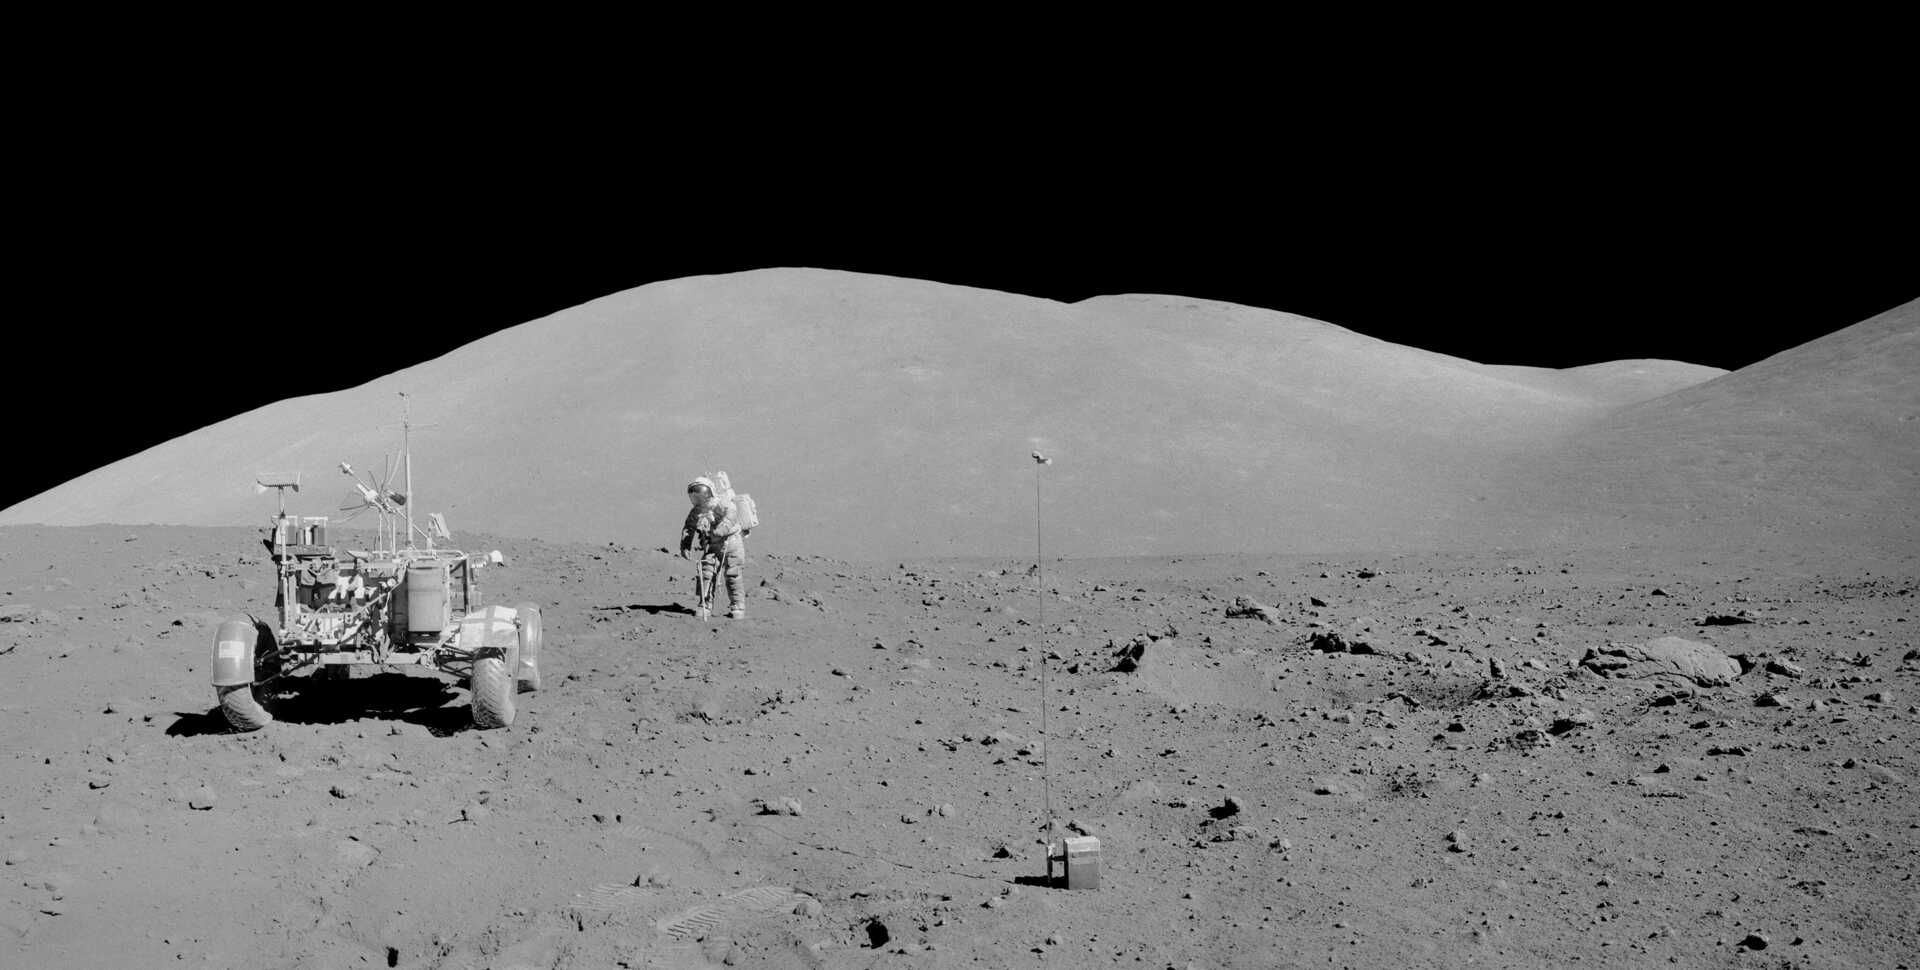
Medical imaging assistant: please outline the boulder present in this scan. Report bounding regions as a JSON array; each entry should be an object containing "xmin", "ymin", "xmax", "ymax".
[
  {"xmin": 1580, "ymin": 636, "xmax": 1742, "ymax": 687},
  {"xmin": 1225, "ymin": 596, "xmax": 1279, "ymax": 625}
]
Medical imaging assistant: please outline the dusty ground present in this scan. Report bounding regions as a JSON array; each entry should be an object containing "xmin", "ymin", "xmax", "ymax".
[{"xmin": 2, "ymin": 524, "xmax": 1916, "ymax": 969}]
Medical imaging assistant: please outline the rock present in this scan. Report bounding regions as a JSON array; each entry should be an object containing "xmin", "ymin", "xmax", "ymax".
[
  {"xmin": 794, "ymin": 898, "xmax": 823, "ymax": 918},
  {"xmin": 1225, "ymin": 596, "xmax": 1279, "ymax": 625},
  {"xmin": 1546, "ymin": 709, "xmax": 1596, "ymax": 735},
  {"xmin": 1581, "ymin": 637, "xmax": 1742, "ymax": 687},
  {"xmin": 754, "ymin": 796, "xmax": 804, "ymax": 816},
  {"xmin": 1445, "ymin": 830, "xmax": 1465, "ymax": 852},
  {"xmin": 1111, "ymin": 638, "xmax": 1149, "ymax": 672},
  {"xmin": 1487, "ymin": 657, "xmax": 1508, "ymax": 680},
  {"xmin": 93, "ymin": 801, "xmax": 143, "ymax": 834},
  {"xmin": 935, "ymin": 803, "xmax": 955, "ymax": 817},
  {"xmin": 1583, "ymin": 651, "xmax": 1633, "ymax": 673},
  {"xmin": 1766, "ymin": 659, "xmax": 1805, "ymax": 679},
  {"xmin": 1862, "ymin": 763, "xmax": 1904, "ymax": 785},
  {"xmin": 186, "ymin": 786, "xmax": 217, "ymax": 811},
  {"xmin": 1497, "ymin": 728, "xmax": 1554, "ymax": 751},
  {"xmin": 1310, "ymin": 597, "xmax": 1328, "ymax": 607},
  {"xmin": 1311, "ymin": 777, "xmax": 1357, "ymax": 797},
  {"xmin": 1738, "ymin": 932, "xmax": 1769, "ymax": 950},
  {"xmin": 1699, "ymin": 613, "xmax": 1758, "ymax": 626},
  {"xmin": 1863, "ymin": 691, "xmax": 1892, "ymax": 704},
  {"xmin": 1754, "ymin": 691, "xmax": 1786, "ymax": 707},
  {"xmin": 1215, "ymin": 796, "xmax": 1243, "ymax": 819},
  {"xmin": 330, "ymin": 783, "xmax": 359, "ymax": 799},
  {"xmin": 334, "ymin": 838, "xmax": 378, "ymax": 867},
  {"xmin": 1307, "ymin": 631, "xmax": 1374, "ymax": 654}
]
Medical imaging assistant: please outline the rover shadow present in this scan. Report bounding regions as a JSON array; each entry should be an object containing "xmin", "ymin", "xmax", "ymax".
[
  {"xmin": 263, "ymin": 670, "xmax": 470, "ymax": 734},
  {"xmin": 166, "ymin": 710, "xmax": 238, "ymax": 737}
]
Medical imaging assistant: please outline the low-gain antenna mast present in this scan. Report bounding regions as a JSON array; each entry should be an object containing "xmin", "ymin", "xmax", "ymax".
[
  {"xmin": 391, "ymin": 392, "xmax": 440, "ymax": 551},
  {"xmin": 401, "ymin": 392, "xmax": 417, "ymax": 550}
]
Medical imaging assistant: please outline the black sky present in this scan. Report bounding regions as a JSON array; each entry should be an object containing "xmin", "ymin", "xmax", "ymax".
[{"xmin": 14, "ymin": 103, "xmax": 1914, "ymax": 515}]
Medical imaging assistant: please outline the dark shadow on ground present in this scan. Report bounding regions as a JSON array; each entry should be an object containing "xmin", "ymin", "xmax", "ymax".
[
  {"xmin": 596, "ymin": 602, "xmax": 696, "ymax": 616},
  {"xmin": 166, "ymin": 710, "xmax": 237, "ymax": 737},
  {"xmin": 1011, "ymin": 875, "xmax": 1061, "ymax": 889},
  {"xmin": 263, "ymin": 671, "xmax": 472, "ymax": 736}
]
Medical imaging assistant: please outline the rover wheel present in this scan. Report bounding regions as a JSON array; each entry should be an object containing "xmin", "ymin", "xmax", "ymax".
[
  {"xmin": 250, "ymin": 617, "xmax": 282, "ymax": 682},
  {"xmin": 512, "ymin": 602, "xmax": 543, "ymax": 693},
  {"xmin": 218, "ymin": 684, "xmax": 273, "ymax": 732},
  {"xmin": 470, "ymin": 652, "xmax": 517, "ymax": 729}
]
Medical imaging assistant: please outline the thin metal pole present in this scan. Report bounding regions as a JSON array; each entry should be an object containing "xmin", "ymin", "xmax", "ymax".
[
  {"xmin": 1035, "ymin": 454, "xmax": 1056, "ymax": 858},
  {"xmin": 401, "ymin": 393, "xmax": 418, "ymax": 551}
]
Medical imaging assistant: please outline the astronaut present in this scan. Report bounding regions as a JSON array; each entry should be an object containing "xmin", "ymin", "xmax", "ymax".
[{"xmin": 679, "ymin": 477, "xmax": 745, "ymax": 619}]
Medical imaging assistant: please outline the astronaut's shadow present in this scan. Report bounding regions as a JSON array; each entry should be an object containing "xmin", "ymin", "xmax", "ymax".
[{"xmin": 602, "ymin": 603, "xmax": 696, "ymax": 616}]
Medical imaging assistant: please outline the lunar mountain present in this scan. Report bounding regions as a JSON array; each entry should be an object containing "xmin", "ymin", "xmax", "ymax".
[{"xmin": 3, "ymin": 271, "xmax": 1913, "ymax": 558}]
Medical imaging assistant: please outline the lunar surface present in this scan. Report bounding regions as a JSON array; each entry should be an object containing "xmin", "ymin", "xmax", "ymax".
[{"xmin": 1, "ymin": 275, "xmax": 1915, "ymax": 968}]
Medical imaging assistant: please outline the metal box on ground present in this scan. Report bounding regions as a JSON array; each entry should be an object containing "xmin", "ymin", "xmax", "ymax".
[{"xmin": 1047, "ymin": 836, "xmax": 1101, "ymax": 890}]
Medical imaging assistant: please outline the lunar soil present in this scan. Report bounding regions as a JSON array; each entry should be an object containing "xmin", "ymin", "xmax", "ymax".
[{"xmin": 2, "ymin": 525, "xmax": 1915, "ymax": 968}]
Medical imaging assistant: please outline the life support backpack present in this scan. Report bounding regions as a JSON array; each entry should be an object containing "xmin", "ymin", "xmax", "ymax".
[{"xmin": 710, "ymin": 471, "xmax": 758, "ymax": 535}]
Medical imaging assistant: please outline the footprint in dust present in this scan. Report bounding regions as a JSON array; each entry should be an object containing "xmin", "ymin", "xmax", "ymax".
[
  {"xmin": 573, "ymin": 882, "xmax": 815, "ymax": 953},
  {"xmin": 654, "ymin": 885, "xmax": 813, "ymax": 943},
  {"xmin": 575, "ymin": 883, "xmax": 673, "ymax": 915}
]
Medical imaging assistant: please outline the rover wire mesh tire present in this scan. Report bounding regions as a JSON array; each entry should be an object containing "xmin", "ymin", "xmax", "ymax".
[
  {"xmin": 469, "ymin": 654, "xmax": 517, "ymax": 729},
  {"xmin": 218, "ymin": 684, "xmax": 273, "ymax": 732},
  {"xmin": 512, "ymin": 602, "xmax": 542, "ymax": 693},
  {"xmin": 252, "ymin": 619, "xmax": 282, "ymax": 682}
]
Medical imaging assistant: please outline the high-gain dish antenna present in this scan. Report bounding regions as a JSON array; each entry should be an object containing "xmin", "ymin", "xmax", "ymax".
[
  {"xmin": 337, "ymin": 457, "xmax": 404, "ymax": 551},
  {"xmin": 339, "ymin": 393, "xmax": 441, "ymax": 553}
]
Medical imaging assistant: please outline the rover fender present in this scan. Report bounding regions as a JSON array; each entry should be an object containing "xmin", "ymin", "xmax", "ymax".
[
  {"xmin": 211, "ymin": 618, "xmax": 258, "ymax": 687},
  {"xmin": 512, "ymin": 602, "xmax": 543, "ymax": 692},
  {"xmin": 463, "ymin": 604, "xmax": 523, "ymax": 729}
]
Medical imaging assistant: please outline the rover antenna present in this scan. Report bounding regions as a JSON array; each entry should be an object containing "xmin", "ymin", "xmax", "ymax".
[{"xmin": 401, "ymin": 393, "xmax": 418, "ymax": 550}]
